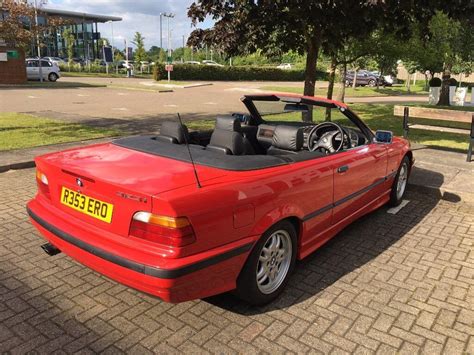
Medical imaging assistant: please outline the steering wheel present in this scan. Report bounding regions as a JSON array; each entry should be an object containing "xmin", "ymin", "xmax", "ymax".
[{"xmin": 307, "ymin": 122, "xmax": 345, "ymax": 153}]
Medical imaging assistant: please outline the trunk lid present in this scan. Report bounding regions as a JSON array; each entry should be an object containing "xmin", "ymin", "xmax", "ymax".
[{"xmin": 38, "ymin": 143, "xmax": 226, "ymax": 236}]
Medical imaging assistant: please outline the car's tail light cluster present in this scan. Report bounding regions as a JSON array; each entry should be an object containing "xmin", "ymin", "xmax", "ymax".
[
  {"xmin": 36, "ymin": 169, "xmax": 50, "ymax": 199},
  {"xmin": 129, "ymin": 212, "xmax": 196, "ymax": 247}
]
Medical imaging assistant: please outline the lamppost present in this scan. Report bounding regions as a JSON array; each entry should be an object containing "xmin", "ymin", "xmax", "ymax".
[
  {"xmin": 34, "ymin": 0, "xmax": 47, "ymax": 83},
  {"xmin": 163, "ymin": 13, "xmax": 174, "ymax": 82},
  {"xmin": 159, "ymin": 13, "xmax": 163, "ymax": 51},
  {"xmin": 107, "ymin": 20, "xmax": 117, "ymax": 74}
]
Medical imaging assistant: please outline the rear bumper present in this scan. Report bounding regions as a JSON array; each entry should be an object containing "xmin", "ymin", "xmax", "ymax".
[{"xmin": 27, "ymin": 199, "xmax": 254, "ymax": 303}]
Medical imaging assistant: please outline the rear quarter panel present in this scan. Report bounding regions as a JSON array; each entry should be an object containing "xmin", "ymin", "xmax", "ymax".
[{"xmin": 156, "ymin": 156, "xmax": 334, "ymax": 258}]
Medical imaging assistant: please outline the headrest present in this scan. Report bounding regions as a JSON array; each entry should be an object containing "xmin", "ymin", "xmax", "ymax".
[
  {"xmin": 272, "ymin": 125, "xmax": 304, "ymax": 151},
  {"xmin": 215, "ymin": 116, "xmax": 242, "ymax": 132},
  {"xmin": 159, "ymin": 121, "xmax": 189, "ymax": 144}
]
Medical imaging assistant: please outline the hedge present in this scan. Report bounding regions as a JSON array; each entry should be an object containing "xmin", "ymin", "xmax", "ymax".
[{"xmin": 153, "ymin": 64, "xmax": 327, "ymax": 81}]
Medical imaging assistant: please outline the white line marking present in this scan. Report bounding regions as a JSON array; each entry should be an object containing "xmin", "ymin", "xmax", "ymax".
[
  {"xmin": 112, "ymin": 107, "xmax": 128, "ymax": 111},
  {"xmin": 117, "ymin": 92, "xmax": 128, "ymax": 96},
  {"xmin": 164, "ymin": 104, "xmax": 178, "ymax": 107},
  {"xmin": 387, "ymin": 200, "xmax": 410, "ymax": 214},
  {"xmin": 204, "ymin": 102, "xmax": 217, "ymax": 105},
  {"xmin": 27, "ymin": 96, "xmax": 38, "ymax": 99},
  {"xmin": 77, "ymin": 94, "xmax": 89, "ymax": 97}
]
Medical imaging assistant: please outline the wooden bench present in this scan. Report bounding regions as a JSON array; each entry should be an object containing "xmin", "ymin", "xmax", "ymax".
[{"xmin": 393, "ymin": 105, "xmax": 474, "ymax": 162}]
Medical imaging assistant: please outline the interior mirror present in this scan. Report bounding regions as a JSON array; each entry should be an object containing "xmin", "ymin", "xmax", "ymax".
[
  {"xmin": 375, "ymin": 130, "xmax": 393, "ymax": 144},
  {"xmin": 283, "ymin": 103, "xmax": 310, "ymax": 112}
]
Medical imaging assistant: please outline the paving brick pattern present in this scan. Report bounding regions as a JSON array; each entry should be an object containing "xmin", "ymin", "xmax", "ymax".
[{"xmin": 1, "ymin": 168, "xmax": 473, "ymax": 354}]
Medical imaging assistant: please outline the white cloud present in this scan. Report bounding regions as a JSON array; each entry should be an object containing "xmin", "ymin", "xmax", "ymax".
[{"xmin": 45, "ymin": 0, "xmax": 212, "ymax": 49}]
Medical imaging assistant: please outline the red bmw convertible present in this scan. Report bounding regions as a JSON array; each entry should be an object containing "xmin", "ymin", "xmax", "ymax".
[{"xmin": 27, "ymin": 94, "xmax": 413, "ymax": 305}]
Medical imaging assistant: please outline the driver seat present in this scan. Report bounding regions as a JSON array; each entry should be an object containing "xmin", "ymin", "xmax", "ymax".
[{"xmin": 267, "ymin": 125, "xmax": 304, "ymax": 155}]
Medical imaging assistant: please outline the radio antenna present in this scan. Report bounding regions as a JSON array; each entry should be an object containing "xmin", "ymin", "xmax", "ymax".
[{"xmin": 177, "ymin": 113, "xmax": 202, "ymax": 188}]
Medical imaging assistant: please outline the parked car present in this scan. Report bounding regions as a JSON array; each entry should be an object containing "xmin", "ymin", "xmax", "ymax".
[
  {"xmin": 43, "ymin": 56, "xmax": 66, "ymax": 65},
  {"xmin": 277, "ymin": 63, "xmax": 293, "ymax": 70},
  {"xmin": 28, "ymin": 94, "xmax": 412, "ymax": 305},
  {"xmin": 371, "ymin": 71, "xmax": 395, "ymax": 86},
  {"xmin": 202, "ymin": 60, "xmax": 224, "ymax": 67},
  {"xmin": 345, "ymin": 70, "xmax": 382, "ymax": 87},
  {"xmin": 25, "ymin": 58, "xmax": 61, "ymax": 82},
  {"xmin": 184, "ymin": 61, "xmax": 201, "ymax": 65}
]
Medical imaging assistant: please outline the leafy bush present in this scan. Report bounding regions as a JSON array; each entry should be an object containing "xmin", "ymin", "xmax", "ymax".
[
  {"xmin": 153, "ymin": 64, "xmax": 327, "ymax": 81},
  {"xmin": 428, "ymin": 77, "xmax": 442, "ymax": 87}
]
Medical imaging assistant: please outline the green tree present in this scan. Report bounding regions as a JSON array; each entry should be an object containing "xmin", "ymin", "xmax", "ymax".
[
  {"xmin": 63, "ymin": 28, "xmax": 75, "ymax": 66},
  {"xmin": 132, "ymin": 32, "xmax": 147, "ymax": 63}
]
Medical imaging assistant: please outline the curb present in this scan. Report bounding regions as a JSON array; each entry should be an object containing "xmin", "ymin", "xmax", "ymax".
[{"xmin": 183, "ymin": 83, "xmax": 213, "ymax": 89}]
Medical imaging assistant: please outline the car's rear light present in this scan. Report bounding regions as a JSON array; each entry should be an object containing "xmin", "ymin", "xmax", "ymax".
[
  {"xmin": 129, "ymin": 212, "xmax": 196, "ymax": 247},
  {"xmin": 36, "ymin": 169, "xmax": 50, "ymax": 198}
]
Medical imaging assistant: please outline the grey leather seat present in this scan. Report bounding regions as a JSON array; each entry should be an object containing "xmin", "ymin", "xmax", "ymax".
[
  {"xmin": 206, "ymin": 116, "xmax": 255, "ymax": 155},
  {"xmin": 267, "ymin": 125, "xmax": 304, "ymax": 155},
  {"xmin": 155, "ymin": 121, "xmax": 189, "ymax": 144}
]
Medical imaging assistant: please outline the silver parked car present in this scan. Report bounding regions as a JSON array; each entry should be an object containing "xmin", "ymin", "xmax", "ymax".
[{"xmin": 25, "ymin": 59, "xmax": 61, "ymax": 82}]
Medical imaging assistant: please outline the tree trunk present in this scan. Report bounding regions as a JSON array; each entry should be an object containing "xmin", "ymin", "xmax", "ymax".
[
  {"xmin": 407, "ymin": 74, "xmax": 411, "ymax": 93},
  {"xmin": 337, "ymin": 62, "xmax": 347, "ymax": 103},
  {"xmin": 302, "ymin": 38, "xmax": 320, "ymax": 122},
  {"xmin": 437, "ymin": 66, "xmax": 452, "ymax": 106},
  {"xmin": 325, "ymin": 55, "xmax": 337, "ymax": 122}
]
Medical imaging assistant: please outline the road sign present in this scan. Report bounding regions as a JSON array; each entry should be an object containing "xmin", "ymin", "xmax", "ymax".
[
  {"xmin": 165, "ymin": 64, "xmax": 173, "ymax": 72},
  {"xmin": 7, "ymin": 50, "xmax": 19, "ymax": 59},
  {"xmin": 103, "ymin": 46, "xmax": 113, "ymax": 63}
]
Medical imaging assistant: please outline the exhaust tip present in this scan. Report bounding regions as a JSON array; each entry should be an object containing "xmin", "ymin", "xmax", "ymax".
[{"xmin": 41, "ymin": 243, "xmax": 61, "ymax": 256}]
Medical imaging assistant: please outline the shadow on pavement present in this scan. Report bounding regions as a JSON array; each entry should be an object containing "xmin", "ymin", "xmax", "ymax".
[{"xmin": 204, "ymin": 168, "xmax": 461, "ymax": 314}]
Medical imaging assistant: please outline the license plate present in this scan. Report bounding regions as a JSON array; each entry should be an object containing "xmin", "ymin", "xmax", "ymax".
[{"xmin": 60, "ymin": 186, "xmax": 114, "ymax": 223}]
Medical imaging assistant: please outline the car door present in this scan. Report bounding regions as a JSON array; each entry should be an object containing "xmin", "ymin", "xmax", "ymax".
[
  {"xmin": 40, "ymin": 60, "xmax": 52, "ymax": 79},
  {"xmin": 331, "ymin": 142, "xmax": 387, "ymax": 225},
  {"xmin": 26, "ymin": 60, "xmax": 39, "ymax": 79}
]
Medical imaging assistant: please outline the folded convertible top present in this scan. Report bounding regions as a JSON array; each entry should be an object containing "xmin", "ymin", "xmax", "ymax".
[{"xmin": 113, "ymin": 135, "xmax": 289, "ymax": 171}]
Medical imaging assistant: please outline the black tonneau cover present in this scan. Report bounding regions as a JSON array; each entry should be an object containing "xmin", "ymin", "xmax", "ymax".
[{"xmin": 113, "ymin": 136, "xmax": 289, "ymax": 171}]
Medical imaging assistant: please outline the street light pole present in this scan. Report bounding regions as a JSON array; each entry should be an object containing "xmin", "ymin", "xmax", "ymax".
[
  {"xmin": 159, "ymin": 13, "xmax": 163, "ymax": 51},
  {"xmin": 34, "ymin": 0, "xmax": 43, "ymax": 82},
  {"xmin": 163, "ymin": 13, "xmax": 174, "ymax": 82},
  {"xmin": 108, "ymin": 20, "xmax": 117, "ymax": 74},
  {"xmin": 182, "ymin": 35, "xmax": 185, "ymax": 63}
]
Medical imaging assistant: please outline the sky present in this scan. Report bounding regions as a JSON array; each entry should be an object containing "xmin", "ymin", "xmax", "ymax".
[{"xmin": 46, "ymin": 0, "xmax": 213, "ymax": 50}]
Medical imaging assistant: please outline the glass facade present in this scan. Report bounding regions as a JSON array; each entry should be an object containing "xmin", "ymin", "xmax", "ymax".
[{"xmin": 24, "ymin": 10, "xmax": 121, "ymax": 61}]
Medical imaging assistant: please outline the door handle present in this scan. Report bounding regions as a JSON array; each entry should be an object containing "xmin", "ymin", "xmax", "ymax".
[{"xmin": 337, "ymin": 165, "xmax": 349, "ymax": 173}]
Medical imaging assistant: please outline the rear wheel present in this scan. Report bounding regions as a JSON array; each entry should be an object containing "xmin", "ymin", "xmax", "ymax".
[
  {"xmin": 389, "ymin": 156, "xmax": 410, "ymax": 206},
  {"xmin": 236, "ymin": 220, "xmax": 297, "ymax": 306},
  {"xmin": 48, "ymin": 73, "xmax": 58, "ymax": 82},
  {"xmin": 368, "ymin": 79, "xmax": 376, "ymax": 87},
  {"xmin": 345, "ymin": 79, "xmax": 351, "ymax": 87}
]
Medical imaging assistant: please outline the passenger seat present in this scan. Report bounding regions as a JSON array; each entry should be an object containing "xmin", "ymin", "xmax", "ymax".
[{"xmin": 206, "ymin": 116, "xmax": 255, "ymax": 155}]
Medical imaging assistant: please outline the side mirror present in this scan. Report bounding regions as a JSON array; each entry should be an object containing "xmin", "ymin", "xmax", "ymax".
[{"xmin": 375, "ymin": 130, "xmax": 393, "ymax": 144}]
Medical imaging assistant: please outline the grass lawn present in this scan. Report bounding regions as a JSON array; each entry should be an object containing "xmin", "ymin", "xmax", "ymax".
[
  {"xmin": 260, "ymin": 84, "xmax": 428, "ymax": 97},
  {"xmin": 186, "ymin": 103, "xmax": 471, "ymax": 152},
  {"xmin": 0, "ymin": 113, "xmax": 119, "ymax": 151}
]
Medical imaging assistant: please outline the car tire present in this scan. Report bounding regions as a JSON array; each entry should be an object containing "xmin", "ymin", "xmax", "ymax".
[
  {"xmin": 345, "ymin": 80, "xmax": 351, "ymax": 87},
  {"xmin": 389, "ymin": 156, "xmax": 410, "ymax": 207},
  {"xmin": 236, "ymin": 220, "xmax": 297, "ymax": 306},
  {"xmin": 368, "ymin": 79, "xmax": 376, "ymax": 87},
  {"xmin": 48, "ymin": 73, "xmax": 58, "ymax": 82}
]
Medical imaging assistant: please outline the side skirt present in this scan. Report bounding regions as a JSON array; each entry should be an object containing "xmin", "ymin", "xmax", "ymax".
[{"xmin": 298, "ymin": 189, "xmax": 390, "ymax": 260}]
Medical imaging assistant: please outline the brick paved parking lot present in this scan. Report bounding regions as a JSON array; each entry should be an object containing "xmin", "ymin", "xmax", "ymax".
[{"xmin": 1, "ymin": 168, "xmax": 473, "ymax": 354}]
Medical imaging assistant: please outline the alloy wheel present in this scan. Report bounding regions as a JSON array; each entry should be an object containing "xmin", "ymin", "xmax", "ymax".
[{"xmin": 256, "ymin": 229, "xmax": 292, "ymax": 295}]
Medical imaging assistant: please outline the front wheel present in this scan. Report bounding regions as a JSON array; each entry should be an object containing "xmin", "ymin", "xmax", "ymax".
[
  {"xmin": 389, "ymin": 156, "xmax": 410, "ymax": 206},
  {"xmin": 368, "ymin": 79, "xmax": 376, "ymax": 87},
  {"xmin": 236, "ymin": 220, "xmax": 297, "ymax": 306}
]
